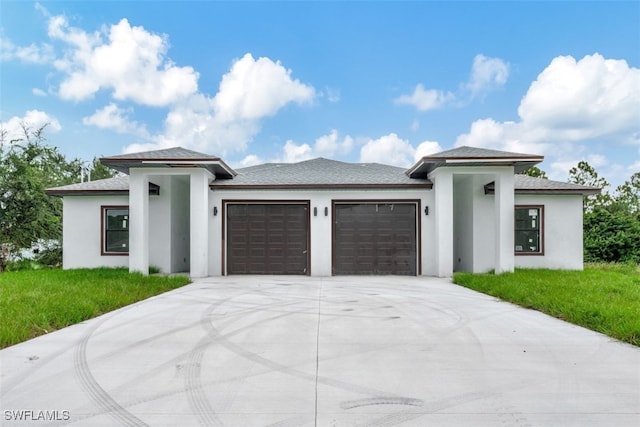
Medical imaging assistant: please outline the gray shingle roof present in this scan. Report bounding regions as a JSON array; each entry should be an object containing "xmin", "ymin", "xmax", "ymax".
[
  {"xmin": 100, "ymin": 147, "xmax": 236, "ymax": 178},
  {"xmin": 407, "ymin": 145, "xmax": 544, "ymax": 177},
  {"xmin": 211, "ymin": 158, "xmax": 432, "ymax": 188},
  {"xmin": 46, "ymin": 176, "xmax": 159, "ymax": 196},
  {"xmin": 46, "ymin": 156, "xmax": 600, "ymax": 196},
  {"xmin": 482, "ymin": 175, "xmax": 601, "ymax": 195},
  {"xmin": 101, "ymin": 147, "xmax": 220, "ymax": 161},
  {"xmin": 424, "ymin": 146, "xmax": 542, "ymax": 159}
]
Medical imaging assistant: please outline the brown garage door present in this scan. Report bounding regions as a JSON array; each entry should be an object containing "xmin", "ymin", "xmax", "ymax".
[
  {"xmin": 226, "ymin": 203, "xmax": 309, "ymax": 274},
  {"xmin": 333, "ymin": 202, "xmax": 417, "ymax": 275}
]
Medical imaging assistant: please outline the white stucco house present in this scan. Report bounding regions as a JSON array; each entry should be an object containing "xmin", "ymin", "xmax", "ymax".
[{"xmin": 46, "ymin": 146, "xmax": 599, "ymax": 278}]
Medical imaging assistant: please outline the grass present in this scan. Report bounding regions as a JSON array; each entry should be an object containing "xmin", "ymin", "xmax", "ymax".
[
  {"xmin": 0, "ymin": 268, "xmax": 190, "ymax": 348},
  {"xmin": 453, "ymin": 263, "xmax": 640, "ymax": 346}
]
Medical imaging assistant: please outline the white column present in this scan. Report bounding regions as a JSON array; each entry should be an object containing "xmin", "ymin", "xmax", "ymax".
[
  {"xmin": 433, "ymin": 168, "xmax": 454, "ymax": 277},
  {"xmin": 129, "ymin": 170, "xmax": 149, "ymax": 274},
  {"xmin": 494, "ymin": 169, "xmax": 515, "ymax": 274},
  {"xmin": 190, "ymin": 169, "xmax": 210, "ymax": 278}
]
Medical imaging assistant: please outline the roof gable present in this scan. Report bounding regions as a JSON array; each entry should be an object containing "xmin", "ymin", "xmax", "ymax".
[
  {"xmin": 211, "ymin": 157, "xmax": 432, "ymax": 189},
  {"xmin": 45, "ymin": 176, "xmax": 160, "ymax": 197},
  {"xmin": 407, "ymin": 146, "xmax": 544, "ymax": 177},
  {"xmin": 483, "ymin": 175, "xmax": 601, "ymax": 195},
  {"xmin": 100, "ymin": 147, "xmax": 236, "ymax": 178}
]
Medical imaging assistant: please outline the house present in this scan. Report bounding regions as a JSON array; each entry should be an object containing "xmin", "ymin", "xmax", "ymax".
[{"xmin": 46, "ymin": 146, "xmax": 599, "ymax": 278}]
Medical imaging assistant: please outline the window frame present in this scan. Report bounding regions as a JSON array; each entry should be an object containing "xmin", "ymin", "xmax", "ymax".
[
  {"xmin": 101, "ymin": 205, "xmax": 130, "ymax": 256},
  {"xmin": 514, "ymin": 205, "xmax": 544, "ymax": 256}
]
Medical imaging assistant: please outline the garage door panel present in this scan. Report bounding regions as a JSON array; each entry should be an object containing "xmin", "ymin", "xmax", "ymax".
[
  {"xmin": 333, "ymin": 202, "xmax": 417, "ymax": 275},
  {"xmin": 227, "ymin": 203, "xmax": 309, "ymax": 275}
]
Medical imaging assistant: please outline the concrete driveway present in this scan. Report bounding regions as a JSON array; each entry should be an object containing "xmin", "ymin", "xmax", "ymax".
[{"xmin": 1, "ymin": 276, "xmax": 639, "ymax": 426}]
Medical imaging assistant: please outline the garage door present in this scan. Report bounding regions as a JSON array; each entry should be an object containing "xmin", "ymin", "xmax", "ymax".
[
  {"xmin": 333, "ymin": 202, "xmax": 417, "ymax": 275},
  {"xmin": 226, "ymin": 203, "xmax": 309, "ymax": 274}
]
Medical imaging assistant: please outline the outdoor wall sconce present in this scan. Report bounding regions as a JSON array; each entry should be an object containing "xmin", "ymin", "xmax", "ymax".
[
  {"xmin": 324, "ymin": 207, "xmax": 328, "ymax": 216},
  {"xmin": 424, "ymin": 206, "xmax": 429, "ymax": 216},
  {"xmin": 314, "ymin": 207, "xmax": 318, "ymax": 216},
  {"xmin": 213, "ymin": 206, "xmax": 218, "ymax": 216}
]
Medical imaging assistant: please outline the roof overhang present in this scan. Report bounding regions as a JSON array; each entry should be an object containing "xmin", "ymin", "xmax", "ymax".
[
  {"xmin": 407, "ymin": 156, "xmax": 544, "ymax": 178},
  {"xmin": 100, "ymin": 157, "xmax": 237, "ymax": 179},
  {"xmin": 45, "ymin": 182, "xmax": 161, "ymax": 197},
  {"xmin": 210, "ymin": 182, "xmax": 433, "ymax": 190},
  {"xmin": 483, "ymin": 181, "xmax": 601, "ymax": 196}
]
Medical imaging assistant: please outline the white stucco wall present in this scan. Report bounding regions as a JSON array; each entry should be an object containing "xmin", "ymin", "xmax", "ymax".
[
  {"xmin": 453, "ymin": 176, "xmax": 474, "ymax": 272},
  {"xmin": 514, "ymin": 194, "xmax": 584, "ymax": 270},
  {"xmin": 62, "ymin": 196, "xmax": 130, "ymax": 269},
  {"xmin": 208, "ymin": 188, "xmax": 435, "ymax": 277},
  {"xmin": 61, "ymin": 192, "xmax": 172, "ymax": 271},
  {"xmin": 472, "ymin": 176, "xmax": 497, "ymax": 273},
  {"xmin": 437, "ymin": 167, "xmax": 514, "ymax": 275},
  {"xmin": 60, "ymin": 171, "xmax": 585, "ymax": 275},
  {"xmin": 170, "ymin": 176, "xmax": 190, "ymax": 273}
]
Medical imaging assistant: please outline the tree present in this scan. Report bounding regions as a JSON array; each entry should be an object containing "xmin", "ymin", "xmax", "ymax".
[
  {"xmin": 518, "ymin": 166, "xmax": 548, "ymax": 179},
  {"xmin": 0, "ymin": 124, "xmax": 81, "ymax": 269},
  {"xmin": 568, "ymin": 160, "xmax": 612, "ymax": 211},
  {"xmin": 614, "ymin": 172, "xmax": 640, "ymax": 215},
  {"xmin": 569, "ymin": 161, "xmax": 640, "ymax": 264},
  {"xmin": 583, "ymin": 207, "xmax": 640, "ymax": 263},
  {"xmin": 86, "ymin": 156, "xmax": 116, "ymax": 181}
]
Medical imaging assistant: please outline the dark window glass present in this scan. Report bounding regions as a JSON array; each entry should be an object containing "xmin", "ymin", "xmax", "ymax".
[
  {"xmin": 105, "ymin": 208, "xmax": 129, "ymax": 253},
  {"xmin": 515, "ymin": 207, "xmax": 541, "ymax": 254}
]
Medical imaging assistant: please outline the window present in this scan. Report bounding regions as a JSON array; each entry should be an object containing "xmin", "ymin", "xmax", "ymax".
[
  {"xmin": 102, "ymin": 206, "xmax": 129, "ymax": 255},
  {"xmin": 515, "ymin": 205, "xmax": 543, "ymax": 255}
]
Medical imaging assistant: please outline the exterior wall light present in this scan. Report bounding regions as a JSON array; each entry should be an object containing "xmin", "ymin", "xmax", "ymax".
[
  {"xmin": 213, "ymin": 206, "xmax": 218, "ymax": 216},
  {"xmin": 424, "ymin": 206, "xmax": 429, "ymax": 216}
]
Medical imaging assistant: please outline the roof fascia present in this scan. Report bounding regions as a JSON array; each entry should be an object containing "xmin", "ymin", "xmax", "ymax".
[
  {"xmin": 210, "ymin": 183, "xmax": 433, "ymax": 190},
  {"xmin": 45, "ymin": 183, "xmax": 161, "ymax": 197}
]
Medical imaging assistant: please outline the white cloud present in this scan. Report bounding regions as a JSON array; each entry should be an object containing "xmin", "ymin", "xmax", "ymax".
[
  {"xmin": 395, "ymin": 54, "xmax": 509, "ymax": 111},
  {"xmin": 49, "ymin": 15, "xmax": 198, "ymax": 105},
  {"xmin": 12, "ymin": 9, "xmax": 316, "ymax": 158},
  {"xmin": 238, "ymin": 154, "xmax": 262, "ymax": 168},
  {"xmin": 32, "ymin": 88, "xmax": 47, "ymax": 97},
  {"xmin": 282, "ymin": 140, "xmax": 314, "ymax": 163},
  {"xmin": 0, "ymin": 110, "xmax": 61, "ymax": 142},
  {"xmin": 314, "ymin": 130, "xmax": 354, "ymax": 157},
  {"xmin": 414, "ymin": 141, "xmax": 443, "ymax": 161},
  {"xmin": 129, "ymin": 53, "xmax": 317, "ymax": 156},
  {"xmin": 455, "ymin": 53, "xmax": 640, "ymax": 185},
  {"xmin": 148, "ymin": 93, "xmax": 260, "ymax": 155},
  {"xmin": 83, "ymin": 103, "xmax": 149, "ymax": 137},
  {"xmin": 465, "ymin": 54, "xmax": 509, "ymax": 97},
  {"xmin": 518, "ymin": 53, "xmax": 640, "ymax": 140},
  {"xmin": 457, "ymin": 54, "xmax": 640, "ymax": 152},
  {"xmin": 394, "ymin": 84, "xmax": 454, "ymax": 111},
  {"xmin": 213, "ymin": 53, "xmax": 314, "ymax": 122},
  {"xmin": 360, "ymin": 133, "xmax": 416, "ymax": 166},
  {"xmin": 324, "ymin": 87, "xmax": 341, "ymax": 103},
  {"xmin": 0, "ymin": 36, "xmax": 54, "ymax": 64},
  {"xmin": 274, "ymin": 130, "xmax": 354, "ymax": 163}
]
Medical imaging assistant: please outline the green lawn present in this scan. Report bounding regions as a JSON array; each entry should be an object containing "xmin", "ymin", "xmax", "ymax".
[
  {"xmin": 0, "ymin": 268, "xmax": 190, "ymax": 348},
  {"xmin": 453, "ymin": 263, "xmax": 640, "ymax": 346}
]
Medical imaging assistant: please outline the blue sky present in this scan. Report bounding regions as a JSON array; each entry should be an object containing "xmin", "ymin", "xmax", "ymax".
[{"xmin": 1, "ymin": 1, "xmax": 639, "ymax": 189}]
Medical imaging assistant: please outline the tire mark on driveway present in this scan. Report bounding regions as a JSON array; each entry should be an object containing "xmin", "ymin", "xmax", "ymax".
[{"xmin": 74, "ymin": 311, "xmax": 148, "ymax": 427}]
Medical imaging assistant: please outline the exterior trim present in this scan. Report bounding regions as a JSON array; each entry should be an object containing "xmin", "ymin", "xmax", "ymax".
[
  {"xmin": 100, "ymin": 205, "xmax": 129, "ymax": 256},
  {"xmin": 221, "ymin": 200, "xmax": 311, "ymax": 275},
  {"xmin": 46, "ymin": 183, "xmax": 160, "ymax": 197},
  {"xmin": 514, "ymin": 204, "xmax": 545, "ymax": 256},
  {"xmin": 211, "ymin": 183, "xmax": 432, "ymax": 190},
  {"xmin": 331, "ymin": 199, "xmax": 421, "ymax": 275},
  {"xmin": 484, "ymin": 185, "xmax": 599, "ymax": 196}
]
